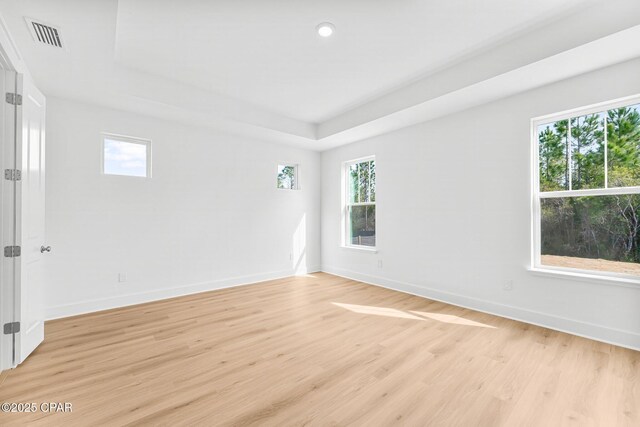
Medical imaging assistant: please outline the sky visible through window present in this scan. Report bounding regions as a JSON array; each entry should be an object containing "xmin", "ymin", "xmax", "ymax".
[{"xmin": 104, "ymin": 138, "xmax": 148, "ymax": 177}]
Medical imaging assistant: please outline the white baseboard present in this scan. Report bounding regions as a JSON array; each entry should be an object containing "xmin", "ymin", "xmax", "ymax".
[
  {"xmin": 46, "ymin": 266, "xmax": 321, "ymax": 320},
  {"xmin": 321, "ymin": 266, "xmax": 640, "ymax": 352}
]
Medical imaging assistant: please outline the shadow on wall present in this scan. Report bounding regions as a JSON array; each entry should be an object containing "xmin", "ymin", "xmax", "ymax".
[{"xmin": 293, "ymin": 214, "xmax": 307, "ymax": 274}]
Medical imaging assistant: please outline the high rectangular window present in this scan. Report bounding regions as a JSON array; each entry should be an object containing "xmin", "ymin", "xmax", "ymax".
[
  {"xmin": 102, "ymin": 134, "xmax": 151, "ymax": 178},
  {"xmin": 533, "ymin": 97, "xmax": 640, "ymax": 279},
  {"xmin": 277, "ymin": 164, "xmax": 298, "ymax": 189},
  {"xmin": 345, "ymin": 157, "xmax": 376, "ymax": 248}
]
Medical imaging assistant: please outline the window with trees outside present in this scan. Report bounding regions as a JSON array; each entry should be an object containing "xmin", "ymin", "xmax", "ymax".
[
  {"xmin": 277, "ymin": 164, "xmax": 298, "ymax": 190},
  {"xmin": 345, "ymin": 157, "xmax": 376, "ymax": 248},
  {"xmin": 534, "ymin": 96, "xmax": 640, "ymax": 280}
]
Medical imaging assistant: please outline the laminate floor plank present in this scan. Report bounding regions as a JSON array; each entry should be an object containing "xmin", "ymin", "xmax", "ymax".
[{"xmin": 0, "ymin": 273, "xmax": 637, "ymax": 426}]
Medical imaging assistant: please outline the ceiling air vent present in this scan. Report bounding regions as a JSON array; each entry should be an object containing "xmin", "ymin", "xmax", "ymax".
[{"xmin": 25, "ymin": 18, "xmax": 63, "ymax": 48}]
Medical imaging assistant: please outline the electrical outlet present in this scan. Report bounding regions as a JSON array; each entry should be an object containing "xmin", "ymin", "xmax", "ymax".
[
  {"xmin": 118, "ymin": 273, "xmax": 127, "ymax": 283},
  {"xmin": 377, "ymin": 260, "xmax": 383, "ymax": 268},
  {"xmin": 503, "ymin": 280, "xmax": 513, "ymax": 291}
]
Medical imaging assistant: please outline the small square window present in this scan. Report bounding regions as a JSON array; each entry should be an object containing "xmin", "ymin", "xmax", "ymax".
[
  {"xmin": 102, "ymin": 134, "xmax": 151, "ymax": 178},
  {"xmin": 277, "ymin": 164, "xmax": 298, "ymax": 190}
]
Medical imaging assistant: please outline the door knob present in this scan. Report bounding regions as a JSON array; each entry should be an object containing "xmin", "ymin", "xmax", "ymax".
[{"xmin": 40, "ymin": 245, "xmax": 51, "ymax": 253}]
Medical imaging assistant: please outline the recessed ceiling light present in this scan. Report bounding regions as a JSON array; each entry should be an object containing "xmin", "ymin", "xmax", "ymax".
[{"xmin": 316, "ymin": 22, "xmax": 335, "ymax": 37}]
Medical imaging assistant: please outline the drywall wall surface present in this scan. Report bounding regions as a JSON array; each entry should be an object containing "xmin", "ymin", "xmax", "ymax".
[
  {"xmin": 321, "ymin": 58, "xmax": 640, "ymax": 350},
  {"xmin": 45, "ymin": 97, "xmax": 320, "ymax": 318}
]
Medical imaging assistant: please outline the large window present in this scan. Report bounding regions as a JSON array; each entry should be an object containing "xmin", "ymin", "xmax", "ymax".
[
  {"xmin": 102, "ymin": 133, "xmax": 151, "ymax": 178},
  {"xmin": 533, "ymin": 96, "xmax": 640, "ymax": 279},
  {"xmin": 345, "ymin": 157, "xmax": 376, "ymax": 248}
]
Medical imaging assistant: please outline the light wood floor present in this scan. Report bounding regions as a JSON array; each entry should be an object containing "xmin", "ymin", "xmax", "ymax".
[{"xmin": 0, "ymin": 273, "xmax": 638, "ymax": 426}]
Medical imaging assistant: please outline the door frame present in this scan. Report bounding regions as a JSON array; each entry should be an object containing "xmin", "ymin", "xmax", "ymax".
[
  {"xmin": 0, "ymin": 14, "xmax": 31, "ymax": 372},
  {"xmin": 0, "ymin": 39, "xmax": 18, "ymax": 372}
]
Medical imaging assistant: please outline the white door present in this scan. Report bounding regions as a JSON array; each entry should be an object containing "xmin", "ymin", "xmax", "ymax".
[{"xmin": 15, "ymin": 75, "xmax": 47, "ymax": 364}]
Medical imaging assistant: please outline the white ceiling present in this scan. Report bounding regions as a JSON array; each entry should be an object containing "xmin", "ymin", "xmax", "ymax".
[
  {"xmin": 0, "ymin": 0, "xmax": 639, "ymax": 150},
  {"xmin": 114, "ymin": 0, "xmax": 587, "ymax": 123}
]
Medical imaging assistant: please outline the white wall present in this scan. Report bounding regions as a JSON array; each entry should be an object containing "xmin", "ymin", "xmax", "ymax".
[
  {"xmin": 45, "ymin": 97, "xmax": 320, "ymax": 319},
  {"xmin": 43, "ymin": 58, "xmax": 640, "ymax": 350},
  {"xmin": 321, "ymin": 58, "xmax": 640, "ymax": 350}
]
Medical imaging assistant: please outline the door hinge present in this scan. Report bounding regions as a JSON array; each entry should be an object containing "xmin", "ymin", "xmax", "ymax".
[
  {"xmin": 5, "ymin": 92, "xmax": 22, "ymax": 106},
  {"xmin": 3, "ymin": 322, "xmax": 20, "ymax": 334},
  {"xmin": 4, "ymin": 246, "xmax": 21, "ymax": 257},
  {"xmin": 4, "ymin": 169, "xmax": 21, "ymax": 181}
]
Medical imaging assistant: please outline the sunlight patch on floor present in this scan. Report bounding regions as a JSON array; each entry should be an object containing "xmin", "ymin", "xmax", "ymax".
[
  {"xmin": 332, "ymin": 302, "xmax": 424, "ymax": 320},
  {"xmin": 409, "ymin": 311, "xmax": 496, "ymax": 328},
  {"xmin": 332, "ymin": 302, "xmax": 497, "ymax": 328}
]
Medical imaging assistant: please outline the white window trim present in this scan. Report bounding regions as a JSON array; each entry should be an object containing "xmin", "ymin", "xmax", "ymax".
[
  {"xmin": 101, "ymin": 132, "xmax": 152, "ymax": 178},
  {"xmin": 340, "ymin": 244, "xmax": 378, "ymax": 253},
  {"xmin": 276, "ymin": 163, "xmax": 299, "ymax": 190},
  {"xmin": 530, "ymin": 93, "xmax": 640, "ymax": 285},
  {"xmin": 342, "ymin": 155, "xmax": 376, "ymax": 250}
]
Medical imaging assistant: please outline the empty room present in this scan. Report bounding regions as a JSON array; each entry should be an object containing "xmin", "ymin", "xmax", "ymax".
[{"xmin": 0, "ymin": 0, "xmax": 639, "ymax": 425}]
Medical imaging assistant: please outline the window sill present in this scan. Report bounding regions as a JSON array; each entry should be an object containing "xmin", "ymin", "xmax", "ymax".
[
  {"xmin": 340, "ymin": 245, "xmax": 378, "ymax": 254},
  {"xmin": 528, "ymin": 266, "xmax": 640, "ymax": 288}
]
